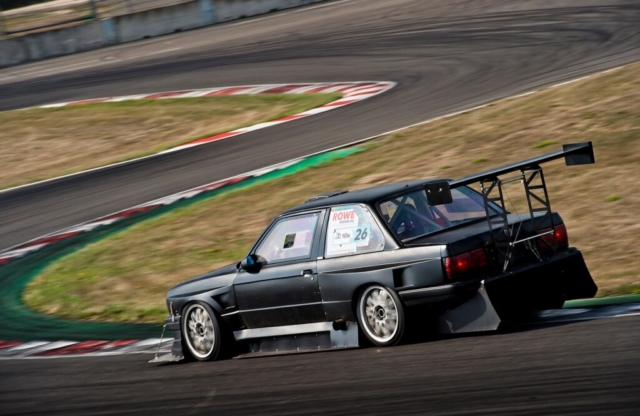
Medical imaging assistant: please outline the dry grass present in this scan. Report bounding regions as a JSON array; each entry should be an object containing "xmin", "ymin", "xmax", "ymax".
[
  {"xmin": 25, "ymin": 63, "xmax": 640, "ymax": 323},
  {"xmin": 2, "ymin": 3, "xmax": 96, "ymax": 35},
  {"xmin": 0, "ymin": 94, "xmax": 340, "ymax": 189}
]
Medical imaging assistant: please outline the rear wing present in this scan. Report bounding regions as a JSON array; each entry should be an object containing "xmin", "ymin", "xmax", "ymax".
[
  {"xmin": 449, "ymin": 142, "xmax": 595, "ymax": 187},
  {"xmin": 428, "ymin": 142, "xmax": 594, "ymax": 272}
]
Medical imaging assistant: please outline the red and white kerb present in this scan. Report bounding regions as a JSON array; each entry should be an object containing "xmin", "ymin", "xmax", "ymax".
[
  {"xmin": 0, "ymin": 339, "xmax": 172, "ymax": 359},
  {"xmin": 0, "ymin": 81, "xmax": 395, "ymax": 266}
]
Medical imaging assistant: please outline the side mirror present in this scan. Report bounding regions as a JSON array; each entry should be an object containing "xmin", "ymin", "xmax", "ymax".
[
  {"xmin": 240, "ymin": 254, "xmax": 261, "ymax": 272},
  {"xmin": 425, "ymin": 181, "xmax": 453, "ymax": 205}
]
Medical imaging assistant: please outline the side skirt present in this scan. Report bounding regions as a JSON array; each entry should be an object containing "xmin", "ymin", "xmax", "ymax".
[{"xmin": 233, "ymin": 321, "xmax": 359, "ymax": 357}]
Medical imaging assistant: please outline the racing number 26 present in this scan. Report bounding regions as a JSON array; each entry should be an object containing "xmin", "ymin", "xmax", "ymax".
[{"xmin": 354, "ymin": 227, "xmax": 368, "ymax": 241}]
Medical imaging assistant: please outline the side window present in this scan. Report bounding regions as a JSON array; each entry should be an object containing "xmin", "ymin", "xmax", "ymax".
[
  {"xmin": 325, "ymin": 205, "xmax": 385, "ymax": 258},
  {"xmin": 254, "ymin": 212, "xmax": 320, "ymax": 264}
]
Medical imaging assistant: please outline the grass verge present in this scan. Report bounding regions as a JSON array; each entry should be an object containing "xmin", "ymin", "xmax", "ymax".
[
  {"xmin": 16, "ymin": 148, "xmax": 361, "ymax": 325},
  {"xmin": 0, "ymin": 93, "xmax": 340, "ymax": 190},
  {"xmin": 24, "ymin": 63, "xmax": 640, "ymax": 323}
]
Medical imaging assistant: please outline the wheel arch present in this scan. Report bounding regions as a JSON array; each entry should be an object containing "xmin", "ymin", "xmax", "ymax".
[{"xmin": 171, "ymin": 284, "xmax": 236, "ymax": 317}]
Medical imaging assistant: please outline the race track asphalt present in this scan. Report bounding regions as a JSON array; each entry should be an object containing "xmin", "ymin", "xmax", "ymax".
[
  {"xmin": 1, "ymin": 316, "xmax": 639, "ymax": 415},
  {"xmin": 0, "ymin": 0, "xmax": 639, "ymax": 414}
]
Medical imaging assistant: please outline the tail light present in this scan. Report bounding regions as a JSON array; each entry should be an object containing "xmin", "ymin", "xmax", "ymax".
[
  {"xmin": 537, "ymin": 223, "xmax": 569, "ymax": 249},
  {"xmin": 444, "ymin": 248, "xmax": 488, "ymax": 279}
]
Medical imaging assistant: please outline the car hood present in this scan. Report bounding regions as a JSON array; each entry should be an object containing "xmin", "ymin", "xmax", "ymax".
[{"xmin": 167, "ymin": 262, "xmax": 239, "ymax": 298}]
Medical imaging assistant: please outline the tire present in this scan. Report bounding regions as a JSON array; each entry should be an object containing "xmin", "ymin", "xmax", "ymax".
[
  {"xmin": 357, "ymin": 285, "xmax": 405, "ymax": 347},
  {"xmin": 182, "ymin": 302, "xmax": 222, "ymax": 361}
]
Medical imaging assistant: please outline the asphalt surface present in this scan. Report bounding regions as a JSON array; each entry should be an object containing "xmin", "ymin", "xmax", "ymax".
[
  {"xmin": 1, "ymin": 0, "xmax": 639, "ymax": 414},
  {"xmin": 1, "ymin": 0, "xmax": 639, "ymax": 250},
  {"xmin": 1, "ymin": 316, "xmax": 639, "ymax": 415}
]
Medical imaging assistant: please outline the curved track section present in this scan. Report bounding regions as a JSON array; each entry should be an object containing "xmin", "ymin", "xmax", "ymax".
[
  {"xmin": 0, "ymin": 81, "xmax": 393, "ymax": 263},
  {"xmin": 0, "ymin": 0, "xmax": 639, "ymax": 413},
  {"xmin": 0, "ymin": 0, "xmax": 639, "ymax": 251}
]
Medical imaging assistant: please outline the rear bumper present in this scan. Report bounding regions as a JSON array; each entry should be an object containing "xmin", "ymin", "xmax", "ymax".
[
  {"xmin": 484, "ymin": 247, "xmax": 597, "ymax": 306},
  {"xmin": 411, "ymin": 248, "xmax": 597, "ymax": 335},
  {"xmin": 398, "ymin": 281, "xmax": 480, "ymax": 306},
  {"xmin": 398, "ymin": 247, "xmax": 597, "ymax": 308}
]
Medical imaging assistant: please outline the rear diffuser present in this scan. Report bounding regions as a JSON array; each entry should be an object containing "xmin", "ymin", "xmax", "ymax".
[{"xmin": 437, "ymin": 284, "xmax": 501, "ymax": 334}]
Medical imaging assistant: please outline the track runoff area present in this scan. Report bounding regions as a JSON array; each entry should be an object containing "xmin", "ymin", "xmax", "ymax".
[{"xmin": 1, "ymin": 66, "xmax": 640, "ymax": 359}]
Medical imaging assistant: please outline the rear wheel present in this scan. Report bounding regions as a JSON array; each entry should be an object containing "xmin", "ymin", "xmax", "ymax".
[
  {"xmin": 357, "ymin": 286, "xmax": 405, "ymax": 347},
  {"xmin": 182, "ymin": 302, "xmax": 222, "ymax": 361}
]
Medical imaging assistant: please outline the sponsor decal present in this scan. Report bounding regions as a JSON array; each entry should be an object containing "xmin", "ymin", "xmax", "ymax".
[
  {"xmin": 332, "ymin": 225, "xmax": 370, "ymax": 246},
  {"xmin": 330, "ymin": 208, "xmax": 358, "ymax": 226},
  {"xmin": 327, "ymin": 207, "xmax": 361, "ymax": 256}
]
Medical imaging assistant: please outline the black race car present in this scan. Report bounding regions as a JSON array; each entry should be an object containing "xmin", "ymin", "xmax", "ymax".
[{"xmin": 154, "ymin": 142, "xmax": 598, "ymax": 363}]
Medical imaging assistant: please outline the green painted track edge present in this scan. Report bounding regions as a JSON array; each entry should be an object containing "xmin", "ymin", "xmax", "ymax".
[
  {"xmin": 564, "ymin": 294, "xmax": 640, "ymax": 308},
  {"xmin": 0, "ymin": 147, "xmax": 362, "ymax": 341}
]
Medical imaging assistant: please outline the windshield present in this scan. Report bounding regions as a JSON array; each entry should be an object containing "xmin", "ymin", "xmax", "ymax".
[{"xmin": 377, "ymin": 185, "xmax": 496, "ymax": 241}]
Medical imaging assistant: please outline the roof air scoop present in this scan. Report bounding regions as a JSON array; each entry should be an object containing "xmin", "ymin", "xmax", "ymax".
[{"xmin": 304, "ymin": 190, "xmax": 349, "ymax": 204}]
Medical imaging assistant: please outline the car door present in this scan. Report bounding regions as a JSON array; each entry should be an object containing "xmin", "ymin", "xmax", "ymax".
[
  {"xmin": 317, "ymin": 204, "xmax": 393, "ymax": 321},
  {"xmin": 234, "ymin": 210, "xmax": 326, "ymax": 329}
]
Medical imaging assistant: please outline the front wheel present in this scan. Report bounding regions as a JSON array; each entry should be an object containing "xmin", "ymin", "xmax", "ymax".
[
  {"xmin": 182, "ymin": 302, "xmax": 222, "ymax": 361},
  {"xmin": 357, "ymin": 286, "xmax": 405, "ymax": 347}
]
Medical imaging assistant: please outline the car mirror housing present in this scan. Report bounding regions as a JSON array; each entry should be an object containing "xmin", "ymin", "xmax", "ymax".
[
  {"xmin": 425, "ymin": 181, "xmax": 453, "ymax": 205},
  {"xmin": 240, "ymin": 254, "xmax": 261, "ymax": 272}
]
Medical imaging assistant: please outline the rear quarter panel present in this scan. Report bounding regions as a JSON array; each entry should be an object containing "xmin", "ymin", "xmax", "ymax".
[{"xmin": 317, "ymin": 246, "xmax": 444, "ymax": 321}]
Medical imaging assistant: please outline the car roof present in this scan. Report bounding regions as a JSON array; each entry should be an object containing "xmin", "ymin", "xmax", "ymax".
[{"xmin": 281, "ymin": 178, "xmax": 451, "ymax": 215}]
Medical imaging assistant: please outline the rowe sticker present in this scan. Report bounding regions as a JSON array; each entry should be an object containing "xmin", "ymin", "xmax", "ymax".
[{"xmin": 330, "ymin": 209, "xmax": 358, "ymax": 225}]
